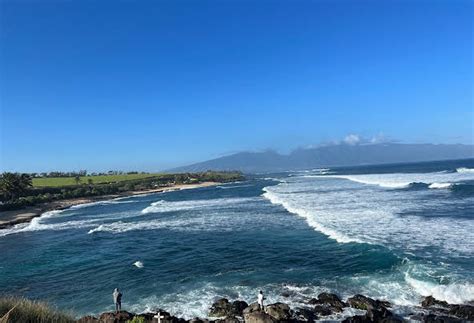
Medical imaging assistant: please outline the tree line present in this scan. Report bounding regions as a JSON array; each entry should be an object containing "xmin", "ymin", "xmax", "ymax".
[{"xmin": 0, "ymin": 171, "xmax": 243, "ymax": 211}]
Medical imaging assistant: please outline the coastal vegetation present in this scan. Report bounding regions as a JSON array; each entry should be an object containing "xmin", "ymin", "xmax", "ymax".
[
  {"xmin": 0, "ymin": 171, "xmax": 243, "ymax": 211},
  {"xmin": 0, "ymin": 296, "xmax": 74, "ymax": 323}
]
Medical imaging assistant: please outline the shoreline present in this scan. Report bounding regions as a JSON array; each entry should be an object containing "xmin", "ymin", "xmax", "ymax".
[
  {"xmin": 75, "ymin": 294, "xmax": 473, "ymax": 322},
  {"xmin": 0, "ymin": 181, "xmax": 219, "ymax": 230}
]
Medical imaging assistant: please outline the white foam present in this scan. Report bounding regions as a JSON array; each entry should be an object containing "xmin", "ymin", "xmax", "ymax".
[
  {"xmin": 456, "ymin": 167, "xmax": 474, "ymax": 173},
  {"xmin": 405, "ymin": 274, "xmax": 474, "ymax": 304},
  {"xmin": 262, "ymin": 187, "xmax": 363, "ymax": 244},
  {"xmin": 306, "ymin": 170, "xmax": 474, "ymax": 189},
  {"xmin": 262, "ymin": 175, "xmax": 474, "ymax": 257},
  {"xmin": 428, "ymin": 182, "xmax": 453, "ymax": 189},
  {"xmin": 0, "ymin": 210, "xmax": 67, "ymax": 237},
  {"xmin": 133, "ymin": 261, "xmax": 144, "ymax": 268},
  {"xmin": 141, "ymin": 197, "xmax": 255, "ymax": 214}
]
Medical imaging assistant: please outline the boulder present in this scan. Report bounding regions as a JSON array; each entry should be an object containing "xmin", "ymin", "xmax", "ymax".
[
  {"xmin": 448, "ymin": 304, "xmax": 474, "ymax": 320},
  {"xmin": 421, "ymin": 313, "xmax": 463, "ymax": 323},
  {"xmin": 98, "ymin": 311, "xmax": 134, "ymax": 323},
  {"xmin": 265, "ymin": 303, "xmax": 291, "ymax": 321},
  {"xmin": 243, "ymin": 303, "xmax": 261, "ymax": 315},
  {"xmin": 214, "ymin": 317, "xmax": 240, "ymax": 323},
  {"xmin": 313, "ymin": 305, "xmax": 332, "ymax": 316},
  {"xmin": 210, "ymin": 298, "xmax": 232, "ymax": 317},
  {"xmin": 294, "ymin": 308, "xmax": 317, "ymax": 322},
  {"xmin": 188, "ymin": 318, "xmax": 210, "ymax": 323},
  {"xmin": 232, "ymin": 300, "xmax": 249, "ymax": 316},
  {"xmin": 311, "ymin": 293, "xmax": 346, "ymax": 313},
  {"xmin": 420, "ymin": 296, "xmax": 474, "ymax": 321},
  {"xmin": 422, "ymin": 296, "xmax": 449, "ymax": 308},
  {"xmin": 244, "ymin": 312, "xmax": 276, "ymax": 323},
  {"xmin": 210, "ymin": 298, "xmax": 249, "ymax": 317},
  {"xmin": 347, "ymin": 294, "xmax": 389, "ymax": 311}
]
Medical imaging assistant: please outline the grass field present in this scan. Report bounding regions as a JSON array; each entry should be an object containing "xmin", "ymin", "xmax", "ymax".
[{"xmin": 32, "ymin": 173, "xmax": 162, "ymax": 187}]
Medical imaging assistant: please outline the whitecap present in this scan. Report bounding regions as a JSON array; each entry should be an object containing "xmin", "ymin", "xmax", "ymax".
[
  {"xmin": 456, "ymin": 167, "xmax": 474, "ymax": 173},
  {"xmin": 428, "ymin": 182, "xmax": 453, "ymax": 189},
  {"xmin": 133, "ymin": 261, "xmax": 144, "ymax": 268}
]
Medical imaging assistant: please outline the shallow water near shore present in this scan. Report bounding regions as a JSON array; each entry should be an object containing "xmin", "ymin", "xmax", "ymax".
[{"xmin": 1, "ymin": 159, "xmax": 473, "ymax": 319}]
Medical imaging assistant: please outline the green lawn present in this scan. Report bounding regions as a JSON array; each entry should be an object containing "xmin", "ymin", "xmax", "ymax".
[{"xmin": 32, "ymin": 174, "xmax": 162, "ymax": 187}]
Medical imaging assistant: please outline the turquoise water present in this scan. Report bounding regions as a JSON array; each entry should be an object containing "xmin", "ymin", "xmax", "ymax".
[{"xmin": 1, "ymin": 159, "xmax": 473, "ymax": 319}]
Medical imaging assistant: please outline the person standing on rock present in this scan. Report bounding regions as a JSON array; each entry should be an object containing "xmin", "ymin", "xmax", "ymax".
[
  {"xmin": 258, "ymin": 290, "xmax": 265, "ymax": 311},
  {"xmin": 113, "ymin": 288, "xmax": 122, "ymax": 313}
]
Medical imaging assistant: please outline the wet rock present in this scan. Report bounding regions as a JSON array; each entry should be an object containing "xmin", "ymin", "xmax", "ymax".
[
  {"xmin": 347, "ymin": 294, "xmax": 389, "ymax": 311},
  {"xmin": 420, "ymin": 296, "xmax": 474, "ymax": 321},
  {"xmin": 243, "ymin": 312, "xmax": 276, "ymax": 323},
  {"xmin": 311, "ymin": 293, "xmax": 346, "ymax": 313},
  {"xmin": 422, "ymin": 296, "xmax": 450, "ymax": 308},
  {"xmin": 210, "ymin": 298, "xmax": 249, "ymax": 317},
  {"xmin": 313, "ymin": 305, "xmax": 332, "ymax": 316},
  {"xmin": 421, "ymin": 313, "xmax": 463, "ymax": 323},
  {"xmin": 281, "ymin": 292, "xmax": 291, "ymax": 298},
  {"xmin": 98, "ymin": 311, "xmax": 134, "ymax": 322},
  {"xmin": 448, "ymin": 304, "xmax": 474, "ymax": 320},
  {"xmin": 265, "ymin": 303, "xmax": 291, "ymax": 321},
  {"xmin": 294, "ymin": 308, "xmax": 317, "ymax": 322},
  {"xmin": 232, "ymin": 301, "xmax": 249, "ymax": 316}
]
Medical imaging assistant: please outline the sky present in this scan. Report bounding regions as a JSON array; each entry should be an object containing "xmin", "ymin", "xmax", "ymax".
[{"xmin": 0, "ymin": 0, "xmax": 472, "ymax": 172}]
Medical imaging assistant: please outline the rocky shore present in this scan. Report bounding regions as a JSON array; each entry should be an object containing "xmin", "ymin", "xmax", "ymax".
[{"xmin": 77, "ymin": 294, "xmax": 474, "ymax": 323}]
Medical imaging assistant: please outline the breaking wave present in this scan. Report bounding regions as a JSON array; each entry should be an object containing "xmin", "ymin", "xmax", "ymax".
[
  {"xmin": 141, "ymin": 197, "xmax": 255, "ymax": 214},
  {"xmin": 456, "ymin": 167, "xmax": 474, "ymax": 173},
  {"xmin": 262, "ymin": 178, "xmax": 474, "ymax": 257},
  {"xmin": 305, "ymin": 170, "xmax": 474, "ymax": 190}
]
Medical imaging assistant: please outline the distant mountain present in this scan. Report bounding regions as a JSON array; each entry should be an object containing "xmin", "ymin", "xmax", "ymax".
[{"xmin": 169, "ymin": 143, "xmax": 474, "ymax": 173}]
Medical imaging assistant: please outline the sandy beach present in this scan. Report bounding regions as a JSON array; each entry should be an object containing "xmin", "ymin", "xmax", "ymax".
[{"xmin": 0, "ymin": 181, "xmax": 219, "ymax": 230}]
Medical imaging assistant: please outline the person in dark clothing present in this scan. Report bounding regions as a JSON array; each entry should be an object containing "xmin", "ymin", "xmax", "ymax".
[{"xmin": 113, "ymin": 288, "xmax": 122, "ymax": 313}]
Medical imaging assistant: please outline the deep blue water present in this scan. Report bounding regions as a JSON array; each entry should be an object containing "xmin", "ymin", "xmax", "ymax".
[{"xmin": 1, "ymin": 159, "xmax": 473, "ymax": 319}]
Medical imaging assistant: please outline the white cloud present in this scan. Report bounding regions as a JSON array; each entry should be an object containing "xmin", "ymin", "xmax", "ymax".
[{"xmin": 343, "ymin": 134, "xmax": 361, "ymax": 145}]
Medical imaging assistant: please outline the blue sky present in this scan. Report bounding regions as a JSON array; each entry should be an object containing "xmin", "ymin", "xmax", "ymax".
[{"xmin": 1, "ymin": 0, "xmax": 472, "ymax": 172}]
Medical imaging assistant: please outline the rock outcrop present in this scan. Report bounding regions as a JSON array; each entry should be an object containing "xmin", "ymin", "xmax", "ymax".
[
  {"xmin": 419, "ymin": 296, "xmax": 474, "ymax": 321},
  {"xmin": 209, "ymin": 298, "xmax": 249, "ymax": 318},
  {"xmin": 77, "ymin": 294, "xmax": 473, "ymax": 323}
]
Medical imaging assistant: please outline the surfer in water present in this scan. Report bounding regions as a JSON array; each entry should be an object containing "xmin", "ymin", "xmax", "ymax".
[
  {"xmin": 258, "ymin": 290, "xmax": 265, "ymax": 311},
  {"xmin": 113, "ymin": 288, "xmax": 122, "ymax": 313}
]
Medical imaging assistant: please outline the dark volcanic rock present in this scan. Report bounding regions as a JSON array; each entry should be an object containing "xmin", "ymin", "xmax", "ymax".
[
  {"xmin": 420, "ymin": 296, "xmax": 474, "ymax": 321},
  {"xmin": 210, "ymin": 298, "xmax": 249, "ymax": 317},
  {"xmin": 313, "ymin": 305, "xmax": 332, "ymax": 316},
  {"xmin": 232, "ymin": 300, "xmax": 249, "ymax": 316},
  {"xmin": 98, "ymin": 311, "xmax": 134, "ymax": 322},
  {"xmin": 294, "ymin": 308, "xmax": 318, "ymax": 322},
  {"xmin": 310, "ymin": 292, "xmax": 346, "ymax": 313},
  {"xmin": 265, "ymin": 303, "xmax": 291, "ymax": 321},
  {"xmin": 448, "ymin": 304, "xmax": 474, "ymax": 320},
  {"xmin": 421, "ymin": 313, "xmax": 463, "ymax": 323},
  {"xmin": 214, "ymin": 316, "xmax": 240, "ymax": 323},
  {"xmin": 77, "ymin": 316, "xmax": 98, "ymax": 323},
  {"xmin": 243, "ymin": 312, "xmax": 276, "ymax": 323},
  {"xmin": 243, "ymin": 303, "xmax": 261, "ymax": 315},
  {"xmin": 422, "ymin": 296, "xmax": 450, "ymax": 308},
  {"xmin": 347, "ymin": 294, "xmax": 390, "ymax": 311}
]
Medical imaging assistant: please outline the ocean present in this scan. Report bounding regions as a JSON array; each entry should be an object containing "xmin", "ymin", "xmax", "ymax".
[{"xmin": 1, "ymin": 159, "xmax": 473, "ymax": 320}]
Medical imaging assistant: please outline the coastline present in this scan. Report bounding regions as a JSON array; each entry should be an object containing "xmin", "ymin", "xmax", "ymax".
[{"xmin": 0, "ymin": 181, "xmax": 219, "ymax": 230}]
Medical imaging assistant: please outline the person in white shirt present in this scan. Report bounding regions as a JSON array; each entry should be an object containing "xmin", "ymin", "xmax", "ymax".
[{"xmin": 258, "ymin": 290, "xmax": 265, "ymax": 311}]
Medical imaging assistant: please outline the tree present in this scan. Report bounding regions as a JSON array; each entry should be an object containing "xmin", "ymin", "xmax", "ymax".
[
  {"xmin": 0, "ymin": 172, "xmax": 32, "ymax": 201},
  {"xmin": 74, "ymin": 176, "xmax": 81, "ymax": 185}
]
